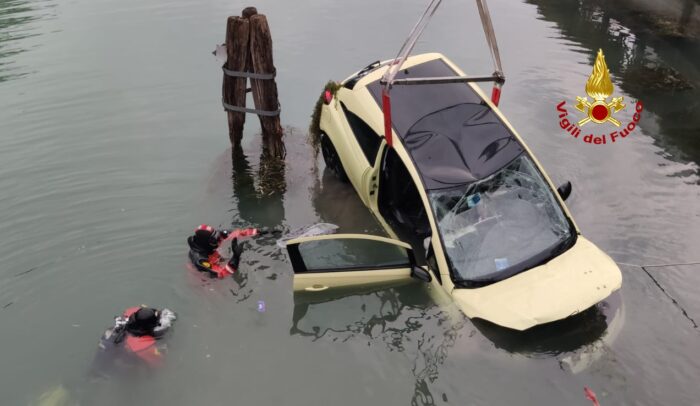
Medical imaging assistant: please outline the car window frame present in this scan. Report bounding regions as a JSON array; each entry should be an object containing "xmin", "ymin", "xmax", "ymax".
[
  {"xmin": 376, "ymin": 147, "xmax": 433, "ymax": 264},
  {"xmin": 286, "ymin": 234, "xmax": 417, "ymax": 274}
]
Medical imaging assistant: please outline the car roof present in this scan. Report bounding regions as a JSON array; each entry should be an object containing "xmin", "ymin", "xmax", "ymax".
[{"xmin": 362, "ymin": 57, "xmax": 524, "ymax": 191}]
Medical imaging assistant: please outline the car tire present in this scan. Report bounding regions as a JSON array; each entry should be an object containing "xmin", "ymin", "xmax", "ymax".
[{"xmin": 320, "ymin": 132, "xmax": 349, "ymax": 183}]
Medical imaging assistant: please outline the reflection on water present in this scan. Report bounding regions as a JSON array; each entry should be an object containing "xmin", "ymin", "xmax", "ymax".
[
  {"xmin": 311, "ymin": 167, "xmax": 386, "ymax": 234},
  {"xmin": 473, "ymin": 302, "xmax": 611, "ymax": 357},
  {"xmin": 291, "ymin": 284, "xmax": 460, "ymax": 406},
  {"xmin": 231, "ymin": 142, "xmax": 286, "ymax": 228},
  {"xmin": 228, "ymin": 138, "xmax": 289, "ymax": 300},
  {"xmin": 409, "ymin": 313, "xmax": 465, "ymax": 406},
  {"xmin": 0, "ymin": 0, "xmax": 54, "ymax": 82},
  {"xmin": 291, "ymin": 282, "xmax": 616, "ymax": 405},
  {"xmin": 528, "ymin": 0, "xmax": 700, "ymax": 168}
]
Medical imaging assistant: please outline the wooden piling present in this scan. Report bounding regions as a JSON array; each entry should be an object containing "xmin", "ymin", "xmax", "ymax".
[
  {"xmin": 221, "ymin": 7, "xmax": 284, "ymax": 158},
  {"xmin": 241, "ymin": 6, "xmax": 257, "ymax": 19},
  {"xmin": 223, "ymin": 16, "xmax": 249, "ymax": 145},
  {"xmin": 249, "ymin": 14, "xmax": 284, "ymax": 158}
]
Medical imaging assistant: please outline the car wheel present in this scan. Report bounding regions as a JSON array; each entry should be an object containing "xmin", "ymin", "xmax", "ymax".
[{"xmin": 320, "ymin": 132, "xmax": 349, "ymax": 183}]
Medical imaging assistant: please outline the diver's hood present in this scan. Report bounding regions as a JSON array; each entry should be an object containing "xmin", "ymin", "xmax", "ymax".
[{"xmin": 452, "ymin": 236, "xmax": 622, "ymax": 331}]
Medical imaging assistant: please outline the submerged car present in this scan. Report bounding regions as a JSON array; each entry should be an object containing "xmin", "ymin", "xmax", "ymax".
[{"xmin": 286, "ymin": 52, "xmax": 622, "ymax": 331}]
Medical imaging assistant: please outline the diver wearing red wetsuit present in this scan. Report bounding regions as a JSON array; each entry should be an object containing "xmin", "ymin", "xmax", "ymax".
[
  {"xmin": 90, "ymin": 306, "xmax": 176, "ymax": 377},
  {"xmin": 187, "ymin": 224, "xmax": 256, "ymax": 278}
]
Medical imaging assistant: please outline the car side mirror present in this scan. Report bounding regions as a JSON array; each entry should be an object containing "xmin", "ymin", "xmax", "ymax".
[
  {"xmin": 411, "ymin": 265, "xmax": 432, "ymax": 283},
  {"xmin": 557, "ymin": 181, "xmax": 572, "ymax": 201}
]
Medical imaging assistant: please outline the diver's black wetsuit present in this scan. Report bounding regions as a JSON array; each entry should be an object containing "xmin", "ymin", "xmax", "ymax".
[{"xmin": 187, "ymin": 224, "xmax": 248, "ymax": 278}]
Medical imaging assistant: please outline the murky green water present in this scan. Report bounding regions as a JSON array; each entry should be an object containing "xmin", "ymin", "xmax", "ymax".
[{"xmin": 1, "ymin": 0, "xmax": 698, "ymax": 404}]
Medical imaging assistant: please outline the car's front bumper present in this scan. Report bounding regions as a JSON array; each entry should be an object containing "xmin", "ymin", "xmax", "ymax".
[{"xmin": 451, "ymin": 236, "xmax": 622, "ymax": 331}]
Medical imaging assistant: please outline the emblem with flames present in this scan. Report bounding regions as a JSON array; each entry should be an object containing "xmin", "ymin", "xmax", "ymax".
[{"xmin": 575, "ymin": 49, "xmax": 625, "ymax": 126}]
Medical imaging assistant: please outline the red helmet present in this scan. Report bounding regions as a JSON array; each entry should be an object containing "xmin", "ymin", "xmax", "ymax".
[{"xmin": 196, "ymin": 224, "xmax": 214, "ymax": 233}]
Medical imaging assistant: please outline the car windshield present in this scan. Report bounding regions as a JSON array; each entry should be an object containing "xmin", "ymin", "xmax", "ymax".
[{"xmin": 428, "ymin": 154, "xmax": 574, "ymax": 286}]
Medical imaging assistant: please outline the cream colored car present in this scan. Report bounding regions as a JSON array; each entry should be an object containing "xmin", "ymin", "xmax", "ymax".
[{"xmin": 287, "ymin": 53, "xmax": 621, "ymax": 331}]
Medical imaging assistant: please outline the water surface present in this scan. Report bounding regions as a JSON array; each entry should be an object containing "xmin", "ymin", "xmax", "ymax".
[{"xmin": 1, "ymin": 0, "xmax": 698, "ymax": 404}]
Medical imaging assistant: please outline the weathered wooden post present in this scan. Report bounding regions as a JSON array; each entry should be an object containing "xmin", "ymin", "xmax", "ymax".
[
  {"xmin": 222, "ymin": 16, "xmax": 249, "ymax": 145},
  {"xmin": 221, "ymin": 7, "xmax": 284, "ymax": 159},
  {"xmin": 249, "ymin": 14, "xmax": 284, "ymax": 159}
]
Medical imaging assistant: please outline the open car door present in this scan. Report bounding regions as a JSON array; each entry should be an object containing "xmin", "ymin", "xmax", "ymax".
[{"xmin": 286, "ymin": 234, "xmax": 417, "ymax": 294}]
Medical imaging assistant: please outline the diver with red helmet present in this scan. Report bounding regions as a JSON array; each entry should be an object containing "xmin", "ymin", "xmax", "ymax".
[
  {"xmin": 34, "ymin": 306, "xmax": 177, "ymax": 405},
  {"xmin": 187, "ymin": 224, "xmax": 257, "ymax": 278},
  {"xmin": 90, "ymin": 305, "xmax": 176, "ymax": 377}
]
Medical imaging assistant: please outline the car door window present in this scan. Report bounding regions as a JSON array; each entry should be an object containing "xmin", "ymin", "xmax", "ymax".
[
  {"xmin": 378, "ymin": 148, "xmax": 431, "ymax": 263},
  {"xmin": 288, "ymin": 235, "xmax": 413, "ymax": 273},
  {"xmin": 341, "ymin": 102, "xmax": 382, "ymax": 164}
]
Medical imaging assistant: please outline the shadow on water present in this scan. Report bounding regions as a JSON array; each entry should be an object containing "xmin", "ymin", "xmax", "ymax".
[
  {"xmin": 527, "ymin": 0, "xmax": 700, "ymax": 168},
  {"xmin": 0, "ymin": 0, "xmax": 54, "ymax": 82}
]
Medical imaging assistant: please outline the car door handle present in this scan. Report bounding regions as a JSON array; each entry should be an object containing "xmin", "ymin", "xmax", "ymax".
[{"xmin": 305, "ymin": 284, "xmax": 329, "ymax": 292}]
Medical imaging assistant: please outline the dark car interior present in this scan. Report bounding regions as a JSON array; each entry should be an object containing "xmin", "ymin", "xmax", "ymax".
[{"xmin": 378, "ymin": 147, "xmax": 431, "ymax": 264}]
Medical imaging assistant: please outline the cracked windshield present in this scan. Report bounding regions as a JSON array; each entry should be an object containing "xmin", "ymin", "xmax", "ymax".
[{"xmin": 431, "ymin": 154, "xmax": 573, "ymax": 284}]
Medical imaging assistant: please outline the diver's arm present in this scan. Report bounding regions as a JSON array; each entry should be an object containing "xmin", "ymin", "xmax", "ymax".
[{"xmin": 226, "ymin": 238, "xmax": 244, "ymax": 272}]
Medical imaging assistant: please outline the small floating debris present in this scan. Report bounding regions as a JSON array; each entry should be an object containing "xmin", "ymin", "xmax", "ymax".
[
  {"xmin": 584, "ymin": 386, "xmax": 601, "ymax": 406},
  {"xmin": 212, "ymin": 43, "xmax": 227, "ymax": 63},
  {"xmin": 14, "ymin": 267, "xmax": 36, "ymax": 277}
]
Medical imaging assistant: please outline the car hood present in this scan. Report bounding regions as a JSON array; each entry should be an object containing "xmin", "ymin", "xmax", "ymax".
[{"xmin": 451, "ymin": 236, "xmax": 622, "ymax": 331}]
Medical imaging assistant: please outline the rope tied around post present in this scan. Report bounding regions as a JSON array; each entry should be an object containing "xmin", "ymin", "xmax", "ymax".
[
  {"xmin": 222, "ymin": 100, "xmax": 281, "ymax": 116},
  {"xmin": 222, "ymin": 67, "xmax": 276, "ymax": 80}
]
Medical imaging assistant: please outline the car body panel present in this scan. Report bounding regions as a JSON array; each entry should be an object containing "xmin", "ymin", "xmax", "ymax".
[
  {"xmin": 452, "ymin": 236, "xmax": 622, "ymax": 330},
  {"xmin": 287, "ymin": 234, "xmax": 414, "ymax": 293},
  {"xmin": 319, "ymin": 96, "xmax": 368, "ymax": 195},
  {"xmin": 294, "ymin": 268, "xmax": 413, "ymax": 293}
]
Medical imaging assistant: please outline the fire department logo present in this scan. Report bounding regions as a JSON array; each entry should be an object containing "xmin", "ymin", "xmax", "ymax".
[
  {"xmin": 555, "ymin": 48, "xmax": 643, "ymax": 145},
  {"xmin": 575, "ymin": 49, "xmax": 625, "ymax": 126}
]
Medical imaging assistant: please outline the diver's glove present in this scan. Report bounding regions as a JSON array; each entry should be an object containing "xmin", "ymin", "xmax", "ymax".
[
  {"xmin": 226, "ymin": 238, "xmax": 244, "ymax": 273},
  {"xmin": 109, "ymin": 315, "xmax": 129, "ymax": 343},
  {"xmin": 153, "ymin": 308, "xmax": 177, "ymax": 337}
]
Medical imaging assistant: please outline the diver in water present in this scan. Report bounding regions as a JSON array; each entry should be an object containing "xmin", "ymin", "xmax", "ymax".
[
  {"xmin": 90, "ymin": 306, "xmax": 176, "ymax": 377},
  {"xmin": 35, "ymin": 306, "xmax": 176, "ymax": 406},
  {"xmin": 187, "ymin": 224, "xmax": 257, "ymax": 278}
]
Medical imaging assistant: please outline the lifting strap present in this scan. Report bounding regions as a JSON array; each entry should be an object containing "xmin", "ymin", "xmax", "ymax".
[
  {"xmin": 222, "ymin": 99, "xmax": 281, "ymax": 117},
  {"xmin": 380, "ymin": 0, "xmax": 505, "ymax": 147},
  {"xmin": 222, "ymin": 67, "xmax": 276, "ymax": 80},
  {"xmin": 221, "ymin": 68, "xmax": 280, "ymax": 116}
]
